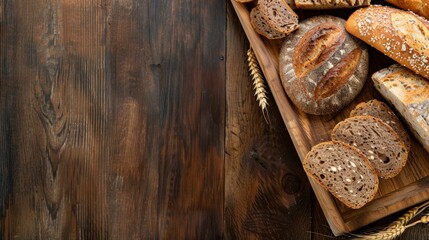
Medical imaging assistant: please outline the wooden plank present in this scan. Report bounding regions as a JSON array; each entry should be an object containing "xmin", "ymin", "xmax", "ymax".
[
  {"xmin": 0, "ymin": 0, "xmax": 226, "ymax": 239},
  {"xmin": 230, "ymin": 0, "xmax": 429, "ymax": 236},
  {"xmin": 225, "ymin": 2, "xmax": 312, "ymax": 239}
]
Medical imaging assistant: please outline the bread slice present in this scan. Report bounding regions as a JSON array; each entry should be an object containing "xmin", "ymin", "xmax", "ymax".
[
  {"xmin": 350, "ymin": 99, "xmax": 411, "ymax": 151},
  {"xmin": 250, "ymin": 7, "xmax": 286, "ymax": 39},
  {"xmin": 258, "ymin": 0, "xmax": 299, "ymax": 34},
  {"xmin": 372, "ymin": 64, "xmax": 429, "ymax": 153},
  {"xmin": 303, "ymin": 141, "xmax": 379, "ymax": 209},
  {"xmin": 332, "ymin": 116, "xmax": 409, "ymax": 179},
  {"xmin": 235, "ymin": 0, "xmax": 254, "ymax": 2},
  {"xmin": 295, "ymin": 0, "xmax": 370, "ymax": 9}
]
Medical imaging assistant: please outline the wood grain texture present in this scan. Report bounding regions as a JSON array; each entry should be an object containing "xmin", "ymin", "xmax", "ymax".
[
  {"xmin": 1, "ymin": 0, "xmax": 225, "ymax": 239},
  {"xmin": 231, "ymin": 0, "xmax": 429, "ymax": 236},
  {"xmin": 225, "ymin": 3, "xmax": 312, "ymax": 239}
]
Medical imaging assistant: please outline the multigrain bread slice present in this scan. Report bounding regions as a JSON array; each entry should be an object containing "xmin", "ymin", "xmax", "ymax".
[
  {"xmin": 295, "ymin": 0, "xmax": 370, "ymax": 9},
  {"xmin": 258, "ymin": 0, "xmax": 299, "ymax": 34},
  {"xmin": 303, "ymin": 141, "xmax": 379, "ymax": 209},
  {"xmin": 332, "ymin": 116, "xmax": 409, "ymax": 179},
  {"xmin": 250, "ymin": 7, "xmax": 287, "ymax": 39},
  {"xmin": 372, "ymin": 64, "xmax": 429, "ymax": 153},
  {"xmin": 350, "ymin": 99, "xmax": 411, "ymax": 151}
]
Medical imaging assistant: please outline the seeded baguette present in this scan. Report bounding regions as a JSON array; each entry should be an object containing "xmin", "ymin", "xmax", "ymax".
[
  {"xmin": 295, "ymin": 0, "xmax": 370, "ymax": 9},
  {"xmin": 279, "ymin": 15, "xmax": 368, "ymax": 115},
  {"xmin": 332, "ymin": 116, "xmax": 409, "ymax": 179},
  {"xmin": 345, "ymin": 5, "xmax": 429, "ymax": 79},
  {"xmin": 303, "ymin": 141, "xmax": 379, "ymax": 209},
  {"xmin": 258, "ymin": 0, "xmax": 299, "ymax": 34},
  {"xmin": 250, "ymin": 7, "xmax": 287, "ymax": 39},
  {"xmin": 350, "ymin": 99, "xmax": 411, "ymax": 151},
  {"xmin": 383, "ymin": 0, "xmax": 429, "ymax": 20},
  {"xmin": 372, "ymin": 64, "xmax": 429, "ymax": 153}
]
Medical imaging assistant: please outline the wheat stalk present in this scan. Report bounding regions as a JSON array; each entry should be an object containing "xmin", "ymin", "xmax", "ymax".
[
  {"xmin": 352, "ymin": 200, "xmax": 429, "ymax": 240},
  {"xmin": 247, "ymin": 47, "xmax": 270, "ymax": 123}
]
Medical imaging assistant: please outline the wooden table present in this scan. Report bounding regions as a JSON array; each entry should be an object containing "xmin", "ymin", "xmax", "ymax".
[{"xmin": 1, "ymin": 0, "xmax": 429, "ymax": 239}]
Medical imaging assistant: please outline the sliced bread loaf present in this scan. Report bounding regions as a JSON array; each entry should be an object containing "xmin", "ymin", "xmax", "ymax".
[
  {"xmin": 250, "ymin": 7, "xmax": 286, "ymax": 39},
  {"xmin": 372, "ymin": 64, "xmax": 429, "ymax": 153},
  {"xmin": 332, "ymin": 116, "xmax": 409, "ymax": 179},
  {"xmin": 350, "ymin": 99, "xmax": 411, "ymax": 151},
  {"xmin": 258, "ymin": 0, "xmax": 299, "ymax": 34},
  {"xmin": 303, "ymin": 141, "xmax": 379, "ymax": 209}
]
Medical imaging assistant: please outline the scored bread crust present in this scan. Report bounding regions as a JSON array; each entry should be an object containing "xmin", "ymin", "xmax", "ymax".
[
  {"xmin": 383, "ymin": 0, "xmax": 429, "ymax": 20},
  {"xmin": 295, "ymin": 0, "xmax": 371, "ymax": 9},
  {"xmin": 303, "ymin": 141, "xmax": 379, "ymax": 209},
  {"xmin": 372, "ymin": 64, "xmax": 429, "ymax": 153},
  {"xmin": 350, "ymin": 99, "xmax": 411, "ymax": 151},
  {"xmin": 331, "ymin": 116, "xmax": 409, "ymax": 179},
  {"xmin": 258, "ymin": 0, "xmax": 299, "ymax": 34},
  {"xmin": 345, "ymin": 5, "xmax": 429, "ymax": 80},
  {"xmin": 250, "ymin": 7, "xmax": 287, "ymax": 39},
  {"xmin": 279, "ymin": 15, "xmax": 368, "ymax": 115}
]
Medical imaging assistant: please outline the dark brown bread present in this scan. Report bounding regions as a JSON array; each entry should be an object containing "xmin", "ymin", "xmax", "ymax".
[
  {"xmin": 258, "ymin": 0, "xmax": 299, "ymax": 34},
  {"xmin": 350, "ymin": 99, "xmax": 411, "ymax": 151},
  {"xmin": 295, "ymin": 0, "xmax": 370, "ymax": 9},
  {"xmin": 332, "ymin": 116, "xmax": 409, "ymax": 179},
  {"xmin": 279, "ymin": 15, "xmax": 368, "ymax": 115},
  {"xmin": 250, "ymin": 7, "xmax": 286, "ymax": 39},
  {"xmin": 303, "ymin": 141, "xmax": 379, "ymax": 209}
]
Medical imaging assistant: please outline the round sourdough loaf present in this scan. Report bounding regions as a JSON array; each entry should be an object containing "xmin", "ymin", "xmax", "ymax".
[{"xmin": 279, "ymin": 15, "xmax": 369, "ymax": 115}]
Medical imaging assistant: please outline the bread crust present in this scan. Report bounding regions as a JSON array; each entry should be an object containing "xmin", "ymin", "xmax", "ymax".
[
  {"xmin": 346, "ymin": 5, "xmax": 429, "ymax": 79},
  {"xmin": 279, "ymin": 15, "xmax": 368, "ymax": 115},
  {"xmin": 295, "ymin": 0, "xmax": 370, "ymax": 9},
  {"xmin": 383, "ymin": 0, "xmax": 429, "ymax": 20}
]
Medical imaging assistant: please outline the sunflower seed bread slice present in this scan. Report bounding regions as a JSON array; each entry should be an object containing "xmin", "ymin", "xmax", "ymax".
[
  {"xmin": 258, "ymin": 0, "xmax": 299, "ymax": 34},
  {"xmin": 372, "ymin": 64, "xmax": 429, "ymax": 153},
  {"xmin": 250, "ymin": 7, "xmax": 287, "ymax": 39},
  {"xmin": 332, "ymin": 116, "xmax": 409, "ymax": 179},
  {"xmin": 350, "ymin": 99, "xmax": 411, "ymax": 151},
  {"xmin": 303, "ymin": 141, "xmax": 379, "ymax": 209}
]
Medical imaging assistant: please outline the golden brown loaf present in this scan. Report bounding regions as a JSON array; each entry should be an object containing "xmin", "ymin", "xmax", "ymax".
[
  {"xmin": 383, "ymin": 0, "xmax": 429, "ymax": 19},
  {"xmin": 346, "ymin": 5, "xmax": 429, "ymax": 80},
  {"xmin": 372, "ymin": 64, "xmax": 429, "ymax": 153},
  {"xmin": 279, "ymin": 15, "xmax": 368, "ymax": 115}
]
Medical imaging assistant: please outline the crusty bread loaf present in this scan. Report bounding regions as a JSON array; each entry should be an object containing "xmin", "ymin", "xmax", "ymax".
[
  {"xmin": 258, "ymin": 0, "xmax": 299, "ymax": 34},
  {"xmin": 250, "ymin": 7, "xmax": 287, "ymax": 39},
  {"xmin": 372, "ymin": 64, "xmax": 429, "ymax": 153},
  {"xmin": 332, "ymin": 116, "xmax": 409, "ymax": 179},
  {"xmin": 345, "ymin": 5, "xmax": 429, "ymax": 79},
  {"xmin": 295, "ymin": 0, "xmax": 370, "ymax": 9},
  {"xmin": 383, "ymin": 0, "xmax": 429, "ymax": 20},
  {"xmin": 303, "ymin": 141, "xmax": 379, "ymax": 209},
  {"xmin": 350, "ymin": 99, "xmax": 411, "ymax": 151},
  {"xmin": 279, "ymin": 15, "xmax": 368, "ymax": 115}
]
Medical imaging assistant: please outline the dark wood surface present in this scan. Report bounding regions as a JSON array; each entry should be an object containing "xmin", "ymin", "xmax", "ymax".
[{"xmin": 0, "ymin": 0, "xmax": 429, "ymax": 239}]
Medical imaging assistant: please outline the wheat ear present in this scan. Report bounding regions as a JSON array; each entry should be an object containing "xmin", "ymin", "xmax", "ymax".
[
  {"xmin": 352, "ymin": 200, "xmax": 429, "ymax": 240},
  {"xmin": 247, "ymin": 47, "xmax": 270, "ymax": 123}
]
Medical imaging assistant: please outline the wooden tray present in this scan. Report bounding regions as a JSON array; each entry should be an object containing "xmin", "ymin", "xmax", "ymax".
[{"xmin": 231, "ymin": 0, "xmax": 429, "ymax": 236}]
